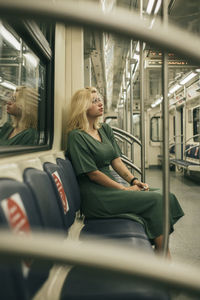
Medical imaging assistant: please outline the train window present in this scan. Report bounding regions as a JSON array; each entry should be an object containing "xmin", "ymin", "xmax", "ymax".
[
  {"xmin": 0, "ymin": 21, "xmax": 54, "ymax": 153},
  {"xmin": 193, "ymin": 107, "xmax": 200, "ymax": 142},
  {"xmin": 150, "ymin": 116, "xmax": 163, "ymax": 142}
]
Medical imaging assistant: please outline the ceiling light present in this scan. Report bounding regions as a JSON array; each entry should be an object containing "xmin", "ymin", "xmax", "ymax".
[
  {"xmin": 180, "ymin": 72, "xmax": 196, "ymax": 85},
  {"xmin": 0, "ymin": 81, "xmax": 17, "ymax": 90},
  {"xmin": 154, "ymin": 0, "xmax": 162, "ymax": 14},
  {"xmin": 169, "ymin": 84, "xmax": 181, "ymax": 94},
  {"xmin": 0, "ymin": 23, "xmax": 20, "ymax": 51},
  {"xmin": 146, "ymin": 0, "xmax": 155, "ymax": 14}
]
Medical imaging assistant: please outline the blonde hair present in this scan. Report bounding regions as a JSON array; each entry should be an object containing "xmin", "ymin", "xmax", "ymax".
[
  {"xmin": 12, "ymin": 86, "xmax": 38, "ymax": 130},
  {"xmin": 66, "ymin": 87, "xmax": 101, "ymax": 135}
]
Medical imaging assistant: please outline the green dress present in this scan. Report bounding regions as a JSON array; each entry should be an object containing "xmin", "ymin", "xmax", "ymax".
[
  {"xmin": 0, "ymin": 122, "xmax": 38, "ymax": 146},
  {"xmin": 67, "ymin": 123, "xmax": 184, "ymax": 240}
]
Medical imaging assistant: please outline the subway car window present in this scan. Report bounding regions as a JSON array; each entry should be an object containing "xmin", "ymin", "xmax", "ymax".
[
  {"xmin": 150, "ymin": 116, "xmax": 162, "ymax": 142},
  {"xmin": 0, "ymin": 21, "xmax": 54, "ymax": 152},
  {"xmin": 193, "ymin": 106, "xmax": 200, "ymax": 142}
]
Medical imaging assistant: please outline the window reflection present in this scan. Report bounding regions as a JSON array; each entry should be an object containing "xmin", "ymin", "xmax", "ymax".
[
  {"xmin": 0, "ymin": 22, "xmax": 46, "ymax": 146},
  {"xmin": 0, "ymin": 86, "xmax": 38, "ymax": 145}
]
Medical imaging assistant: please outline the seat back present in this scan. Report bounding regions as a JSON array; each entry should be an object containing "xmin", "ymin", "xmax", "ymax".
[
  {"xmin": 0, "ymin": 178, "xmax": 42, "ymax": 230},
  {"xmin": 23, "ymin": 168, "xmax": 65, "ymax": 232},
  {"xmin": 0, "ymin": 178, "xmax": 50, "ymax": 298},
  {"xmin": 56, "ymin": 158, "xmax": 81, "ymax": 212},
  {"xmin": 43, "ymin": 161, "xmax": 76, "ymax": 228},
  {"xmin": 0, "ymin": 263, "xmax": 28, "ymax": 300}
]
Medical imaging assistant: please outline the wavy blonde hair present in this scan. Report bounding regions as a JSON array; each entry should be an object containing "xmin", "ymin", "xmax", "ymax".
[
  {"xmin": 11, "ymin": 86, "xmax": 38, "ymax": 130},
  {"xmin": 66, "ymin": 87, "xmax": 101, "ymax": 135}
]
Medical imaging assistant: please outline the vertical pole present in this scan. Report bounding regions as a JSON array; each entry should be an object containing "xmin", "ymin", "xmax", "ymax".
[
  {"xmin": 183, "ymin": 85, "xmax": 186, "ymax": 160},
  {"xmin": 18, "ymin": 38, "xmax": 22, "ymax": 86},
  {"xmin": 130, "ymin": 40, "xmax": 134, "ymax": 166},
  {"xmin": 161, "ymin": 0, "xmax": 170, "ymax": 257},
  {"xmin": 125, "ymin": 81, "xmax": 128, "ymax": 156},
  {"xmin": 140, "ymin": 0, "xmax": 145, "ymax": 182}
]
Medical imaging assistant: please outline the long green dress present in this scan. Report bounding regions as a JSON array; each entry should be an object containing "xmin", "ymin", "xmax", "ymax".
[{"xmin": 66, "ymin": 123, "xmax": 184, "ymax": 240}]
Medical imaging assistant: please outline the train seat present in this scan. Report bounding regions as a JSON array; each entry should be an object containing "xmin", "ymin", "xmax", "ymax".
[
  {"xmin": 56, "ymin": 157, "xmax": 81, "ymax": 212},
  {"xmin": 23, "ymin": 168, "xmax": 66, "ymax": 232},
  {"xmin": 43, "ymin": 161, "xmax": 78, "ymax": 225},
  {"xmin": 0, "ymin": 178, "xmax": 51, "ymax": 298},
  {"xmin": 54, "ymin": 160, "xmax": 169, "ymax": 300},
  {"xmin": 0, "ymin": 263, "xmax": 28, "ymax": 300},
  {"xmin": 61, "ymin": 265, "xmax": 170, "ymax": 300},
  {"xmin": 0, "ymin": 178, "xmax": 43, "ymax": 230},
  {"xmin": 57, "ymin": 157, "xmax": 152, "ymax": 249},
  {"xmin": 170, "ymin": 144, "xmax": 200, "ymax": 172},
  {"xmin": 80, "ymin": 218, "xmax": 153, "ymax": 250}
]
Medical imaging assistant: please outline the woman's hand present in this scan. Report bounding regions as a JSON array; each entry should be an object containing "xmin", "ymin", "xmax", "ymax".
[
  {"xmin": 125, "ymin": 185, "xmax": 142, "ymax": 191},
  {"xmin": 133, "ymin": 180, "xmax": 149, "ymax": 191}
]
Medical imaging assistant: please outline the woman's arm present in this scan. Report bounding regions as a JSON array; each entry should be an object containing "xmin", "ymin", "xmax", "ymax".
[
  {"xmin": 111, "ymin": 157, "xmax": 149, "ymax": 190},
  {"xmin": 87, "ymin": 170, "xmax": 141, "ymax": 191},
  {"xmin": 111, "ymin": 157, "xmax": 135, "ymax": 184}
]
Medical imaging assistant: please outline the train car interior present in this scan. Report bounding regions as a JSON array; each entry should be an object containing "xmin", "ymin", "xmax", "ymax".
[{"xmin": 0, "ymin": 0, "xmax": 200, "ymax": 299}]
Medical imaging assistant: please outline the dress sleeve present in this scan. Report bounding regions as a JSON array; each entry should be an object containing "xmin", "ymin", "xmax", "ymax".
[
  {"xmin": 67, "ymin": 131, "xmax": 98, "ymax": 176},
  {"xmin": 102, "ymin": 123, "xmax": 122, "ymax": 158}
]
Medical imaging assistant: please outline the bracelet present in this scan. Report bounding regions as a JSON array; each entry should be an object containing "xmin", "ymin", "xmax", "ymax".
[{"xmin": 130, "ymin": 177, "xmax": 138, "ymax": 186}]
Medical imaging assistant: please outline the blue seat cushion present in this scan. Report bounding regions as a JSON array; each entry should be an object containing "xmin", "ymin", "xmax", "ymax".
[
  {"xmin": 81, "ymin": 218, "xmax": 153, "ymax": 252},
  {"xmin": 82, "ymin": 218, "xmax": 148, "ymax": 239},
  {"xmin": 61, "ymin": 266, "xmax": 170, "ymax": 300}
]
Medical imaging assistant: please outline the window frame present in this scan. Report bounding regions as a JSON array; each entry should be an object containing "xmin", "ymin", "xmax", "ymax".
[
  {"xmin": 193, "ymin": 106, "xmax": 200, "ymax": 142},
  {"xmin": 0, "ymin": 20, "xmax": 55, "ymax": 155},
  {"xmin": 150, "ymin": 116, "xmax": 163, "ymax": 142}
]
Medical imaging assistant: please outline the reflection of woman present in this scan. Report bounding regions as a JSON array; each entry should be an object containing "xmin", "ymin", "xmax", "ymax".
[
  {"xmin": 66, "ymin": 87, "xmax": 184, "ymax": 257},
  {"xmin": 0, "ymin": 86, "xmax": 38, "ymax": 145}
]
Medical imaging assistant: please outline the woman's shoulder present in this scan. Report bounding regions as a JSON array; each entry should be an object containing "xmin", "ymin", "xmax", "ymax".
[
  {"xmin": 101, "ymin": 122, "xmax": 111, "ymax": 130},
  {"xmin": 68, "ymin": 129, "xmax": 84, "ymax": 138},
  {"xmin": 100, "ymin": 122, "xmax": 113, "ymax": 135},
  {"xmin": 67, "ymin": 129, "xmax": 86, "ymax": 145}
]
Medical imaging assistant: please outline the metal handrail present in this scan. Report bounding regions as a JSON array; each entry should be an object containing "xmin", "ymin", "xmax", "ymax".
[
  {"xmin": 112, "ymin": 127, "xmax": 142, "ymax": 146},
  {"xmin": 112, "ymin": 127, "xmax": 142, "ymax": 175},
  {"xmin": 114, "ymin": 132, "xmax": 134, "ymax": 145},
  {"xmin": 185, "ymin": 134, "xmax": 200, "ymax": 144},
  {"xmin": 121, "ymin": 155, "xmax": 142, "ymax": 175},
  {"xmin": 0, "ymin": 1, "xmax": 200, "ymax": 63},
  {"xmin": 0, "ymin": 231, "xmax": 200, "ymax": 297}
]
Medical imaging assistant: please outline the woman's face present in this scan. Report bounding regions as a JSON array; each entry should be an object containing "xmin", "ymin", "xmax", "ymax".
[
  {"xmin": 6, "ymin": 91, "xmax": 22, "ymax": 117},
  {"xmin": 86, "ymin": 92, "xmax": 104, "ymax": 118}
]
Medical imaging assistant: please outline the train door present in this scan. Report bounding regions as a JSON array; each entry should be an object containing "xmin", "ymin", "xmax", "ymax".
[{"xmin": 146, "ymin": 107, "xmax": 162, "ymax": 168}]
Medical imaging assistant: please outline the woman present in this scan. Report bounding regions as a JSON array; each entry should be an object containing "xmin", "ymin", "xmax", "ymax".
[
  {"xmin": 66, "ymin": 87, "xmax": 184, "ymax": 255},
  {"xmin": 0, "ymin": 86, "xmax": 38, "ymax": 146}
]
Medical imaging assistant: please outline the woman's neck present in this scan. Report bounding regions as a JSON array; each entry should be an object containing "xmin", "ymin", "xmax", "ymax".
[{"xmin": 87, "ymin": 118, "xmax": 96, "ymax": 132}]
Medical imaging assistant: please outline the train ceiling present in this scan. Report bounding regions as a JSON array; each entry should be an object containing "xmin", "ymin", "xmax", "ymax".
[{"xmin": 84, "ymin": 0, "xmax": 200, "ymax": 111}]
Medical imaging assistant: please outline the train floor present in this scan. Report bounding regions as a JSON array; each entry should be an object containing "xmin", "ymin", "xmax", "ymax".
[{"xmin": 146, "ymin": 168, "xmax": 200, "ymax": 300}]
